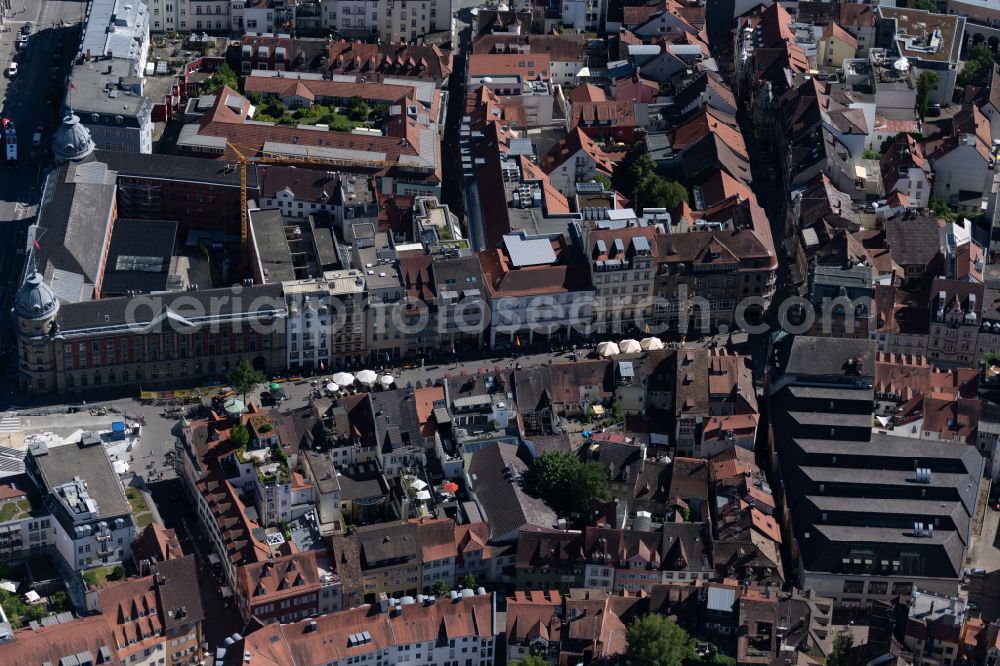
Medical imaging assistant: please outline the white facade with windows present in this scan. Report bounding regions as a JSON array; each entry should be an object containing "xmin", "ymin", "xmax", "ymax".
[{"xmin": 285, "ymin": 271, "xmax": 369, "ymax": 370}]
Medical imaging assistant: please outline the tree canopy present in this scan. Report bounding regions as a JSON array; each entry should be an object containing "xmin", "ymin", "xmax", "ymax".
[
  {"xmin": 230, "ymin": 423, "xmax": 250, "ymax": 450},
  {"xmin": 526, "ymin": 451, "xmax": 610, "ymax": 516},
  {"xmin": 203, "ymin": 64, "xmax": 239, "ymax": 95},
  {"xmin": 625, "ymin": 614, "xmax": 696, "ymax": 666},
  {"xmin": 511, "ymin": 657, "xmax": 549, "ymax": 666},
  {"xmin": 958, "ymin": 42, "xmax": 996, "ymax": 85},
  {"xmin": 615, "ymin": 151, "xmax": 689, "ymax": 213},
  {"xmin": 228, "ymin": 359, "xmax": 265, "ymax": 403},
  {"xmin": 826, "ymin": 631, "xmax": 855, "ymax": 666},
  {"xmin": 916, "ymin": 71, "xmax": 940, "ymax": 119}
]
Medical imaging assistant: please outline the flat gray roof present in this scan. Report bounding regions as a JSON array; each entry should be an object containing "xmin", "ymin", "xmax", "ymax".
[{"xmin": 34, "ymin": 443, "xmax": 129, "ymax": 520}]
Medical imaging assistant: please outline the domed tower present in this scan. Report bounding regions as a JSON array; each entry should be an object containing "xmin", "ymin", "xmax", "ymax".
[
  {"xmin": 15, "ymin": 272, "xmax": 60, "ymax": 393},
  {"xmin": 52, "ymin": 112, "xmax": 95, "ymax": 163}
]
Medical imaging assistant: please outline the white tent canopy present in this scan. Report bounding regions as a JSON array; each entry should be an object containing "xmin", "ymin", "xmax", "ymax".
[
  {"xmin": 356, "ymin": 369, "xmax": 378, "ymax": 385},
  {"xmin": 619, "ymin": 339, "xmax": 641, "ymax": 354},
  {"xmin": 326, "ymin": 382, "xmax": 339, "ymax": 393},
  {"xmin": 379, "ymin": 375, "xmax": 394, "ymax": 387},
  {"xmin": 640, "ymin": 337, "xmax": 664, "ymax": 351},
  {"xmin": 333, "ymin": 372, "xmax": 355, "ymax": 386},
  {"xmin": 597, "ymin": 341, "xmax": 620, "ymax": 357}
]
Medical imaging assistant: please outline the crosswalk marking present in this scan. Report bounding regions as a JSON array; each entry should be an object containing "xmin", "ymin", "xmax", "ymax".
[{"xmin": 0, "ymin": 416, "xmax": 21, "ymax": 433}]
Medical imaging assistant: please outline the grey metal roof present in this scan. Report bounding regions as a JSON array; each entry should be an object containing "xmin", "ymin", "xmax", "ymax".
[
  {"xmin": 707, "ymin": 585, "xmax": 737, "ymax": 612},
  {"xmin": 503, "ymin": 232, "xmax": 557, "ymax": 267},
  {"xmin": 631, "ymin": 236, "xmax": 651, "ymax": 253},
  {"xmin": 80, "ymin": 0, "xmax": 149, "ymax": 70}
]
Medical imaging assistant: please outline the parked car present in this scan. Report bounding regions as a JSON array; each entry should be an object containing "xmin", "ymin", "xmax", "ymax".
[
  {"xmin": 6, "ymin": 63, "xmax": 17, "ymax": 78},
  {"xmin": 16, "ymin": 34, "xmax": 28, "ymax": 49},
  {"xmin": 20, "ymin": 22, "xmax": 32, "ymax": 35},
  {"xmin": 926, "ymin": 103, "xmax": 942, "ymax": 118}
]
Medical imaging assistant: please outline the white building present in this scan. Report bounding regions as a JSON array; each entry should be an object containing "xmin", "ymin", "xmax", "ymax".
[
  {"xmin": 285, "ymin": 271, "xmax": 369, "ymax": 371},
  {"xmin": 25, "ymin": 440, "xmax": 136, "ymax": 573},
  {"xmin": 322, "ymin": 0, "xmax": 380, "ymax": 34},
  {"xmin": 73, "ymin": 0, "xmax": 153, "ymax": 154}
]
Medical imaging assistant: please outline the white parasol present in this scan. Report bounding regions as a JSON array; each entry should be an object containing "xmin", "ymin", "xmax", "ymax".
[
  {"xmin": 355, "ymin": 369, "xmax": 378, "ymax": 385},
  {"xmin": 332, "ymin": 372, "xmax": 355, "ymax": 386},
  {"xmin": 640, "ymin": 337, "xmax": 664, "ymax": 351},
  {"xmin": 597, "ymin": 341, "xmax": 620, "ymax": 357},
  {"xmin": 618, "ymin": 339, "xmax": 642, "ymax": 354}
]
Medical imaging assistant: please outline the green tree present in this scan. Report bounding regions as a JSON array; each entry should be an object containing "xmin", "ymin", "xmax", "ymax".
[
  {"xmin": 431, "ymin": 580, "xmax": 450, "ymax": 597},
  {"xmin": 862, "ymin": 149, "xmax": 881, "ymax": 160},
  {"xmin": 930, "ymin": 197, "xmax": 959, "ymax": 222},
  {"xmin": 347, "ymin": 96, "xmax": 371, "ymax": 121},
  {"xmin": 228, "ymin": 359, "xmax": 265, "ymax": 403},
  {"xmin": 910, "ymin": 0, "xmax": 938, "ymax": 11},
  {"xmin": 230, "ymin": 423, "xmax": 250, "ymax": 450},
  {"xmin": 459, "ymin": 574, "xmax": 479, "ymax": 590},
  {"xmin": 594, "ymin": 173, "xmax": 613, "ymax": 191},
  {"xmin": 916, "ymin": 70, "xmax": 940, "ymax": 119},
  {"xmin": 576, "ymin": 461, "xmax": 610, "ymax": 513},
  {"xmin": 826, "ymin": 631, "xmax": 855, "ymax": 666},
  {"xmin": 511, "ymin": 657, "xmax": 549, "ymax": 666},
  {"xmin": 112, "ymin": 564, "xmax": 126, "ymax": 580},
  {"xmin": 625, "ymin": 614, "xmax": 696, "ymax": 666},
  {"xmin": 617, "ymin": 151, "xmax": 688, "ymax": 212},
  {"xmin": 637, "ymin": 177, "xmax": 688, "ymax": 211},
  {"xmin": 83, "ymin": 571, "xmax": 99, "ymax": 588},
  {"xmin": 959, "ymin": 42, "xmax": 996, "ymax": 85},
  {"xmin": 526, "ymin": 451, "xmax": 609, "ymax": 516},
  {"xmin": 204, "ymin": 63, "xmax": 239, "ymax": 94}
]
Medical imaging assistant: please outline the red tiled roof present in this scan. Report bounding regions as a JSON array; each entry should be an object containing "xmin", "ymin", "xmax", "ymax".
[
  {"xmin": 468, "ymin": 53, "xmax": 552, "ymax": 81},
  {"xmin": 96, "ymin": 576, "xmax": 164, "ymax": 658},
  {"xmin": 410, "ymin": 517, "xmax": 458, "ymax": 562},
  {"xmin": 413, "ymin": 385, "xmax": 445, "ymax": 438},
  {"xmin": 821, "ymin": 22, "xmax": 858, "ymax": 49},
  {"xmin": 3, "ymin": 615, "xmax": 120, "ymax": 665},
  {"xmin": 325, "ymin": 41, "xmax": 453, "ymax": 82},
  {"xmin": 749, "ymin": 508, "xmax": 782, "ymax": 543},
  {"xmin": 244, "ymin": 76, "xmax": 415, "ymax": 106},
  {"xmin": 238, "ymin": 594, "xmax": 494, "ymax": 664},
  {"xmin": 569, "ymin": 83, "xmax": 607, "ymax": 104},
  {"xmin": 541, "ymin": 128, "xmax": 618, "ymax": 177},
  {"xmin": 569, "ymin": 100, "xmax": 636, "ymax": 130},
  {"xmin": 236, "ymin": 551, "xmax": 320, "ymax": 608}
]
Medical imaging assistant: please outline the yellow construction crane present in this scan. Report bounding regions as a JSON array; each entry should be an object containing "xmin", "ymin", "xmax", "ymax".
[{"xmin": 226, "ymin": 141, "xmax": 399, "ymax": 274}]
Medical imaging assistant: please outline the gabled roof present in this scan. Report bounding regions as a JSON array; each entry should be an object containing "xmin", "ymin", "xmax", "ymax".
[
  {"xmin": 324, "ymin": 40, "xmax": 453, "ymax": 82},
  {"xmin": 541, "ymin": 128, "xmax": 618, "ymax": 176},
  {"xmin": 569, "ymin": 83, "xmax": 607, "ymax": 103},
  {"xmin": 820, "ymin": 22, "xmax": 858, "ymax": 50},
  {"xmin": 236, "ymin": 551, "xmax": 320, "ymax": 607}
]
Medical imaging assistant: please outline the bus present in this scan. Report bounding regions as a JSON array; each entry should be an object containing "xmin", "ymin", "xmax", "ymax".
[{"xmin": 3, "ymin": 118, "xmax": 16, "ymax": 163}]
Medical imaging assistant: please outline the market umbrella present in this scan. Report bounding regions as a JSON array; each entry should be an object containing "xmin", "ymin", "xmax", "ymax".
[
  {"xmin": 269, "ymin": 382, "xmax": 280, "ymax": 390},
  {"xmin": 333, "ymin": 372, "xmax": 355, "ymax": 386},
  {"xmin": 223, "ymin": 398, "xmax": 245, "ymax": 417},
  {"xmin": 443, "ymin": 481, "xmax": 459, "ymax": 493},
  {"xmin": 356, "ymin": 369, "xmax": 378, "ymax": 385},
  {"xmin": 379, "ymin": 375, "xmax": 394, "ymax": 387},
  {"xmin": 640, "ymin": 337, "xmax": 664, "ymax": 351},
  {"xmin": 619, "ymin": 339, "xmax": 641, "ymax": 354},
  {"xmin": 596, "ymin": 341, "xmax": 620, "ymax": 357},
  {"xmin": 325, "ymin": 382, "xmax": 339, "ymax": 393}
]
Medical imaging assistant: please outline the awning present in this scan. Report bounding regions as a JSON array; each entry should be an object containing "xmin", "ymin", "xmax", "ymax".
[
  {"xmin": 416, "ymin": 490, "xmax": 431, "ymax": 501},
  {"xmin": 411, "ymin": 479, "xmax": 428, "ymax": 491},
  {"xmin": 854, "ymin": 165, "xmax": 866, "ymax": 179},
  {"xmin": 208, "ymin": 553, "xmax": 221, "ymax": 565},
  {"xmin": 591, "ymin": 405, "xmax": 606, "ymax": 416}
]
